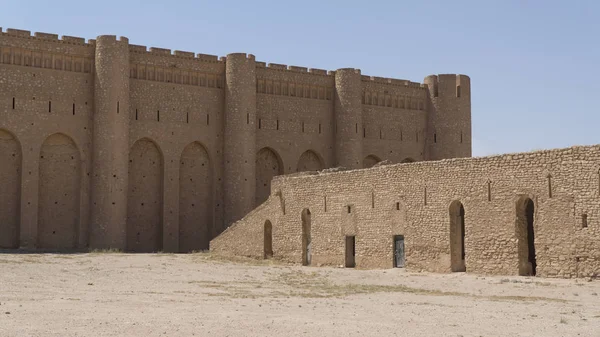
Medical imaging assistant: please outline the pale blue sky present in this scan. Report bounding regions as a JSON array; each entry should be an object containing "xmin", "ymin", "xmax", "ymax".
[{"xmin": 2, "ymin": 0, "xmax": 598, "ymax": 156}]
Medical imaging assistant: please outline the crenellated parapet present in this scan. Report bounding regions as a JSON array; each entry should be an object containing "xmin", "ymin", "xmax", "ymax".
[
  {"xmin": 0, "ymin": 28, "xmax": 95, "ymax": 74},
  {"xmin": 128, "ymin": 43, "xmax": 224, "ymax": 89}
]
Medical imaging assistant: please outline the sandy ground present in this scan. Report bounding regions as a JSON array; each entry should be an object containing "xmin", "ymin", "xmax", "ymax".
[{"xmin": 0, "ymin": 252, "xmax": 598, "ymax": 337}]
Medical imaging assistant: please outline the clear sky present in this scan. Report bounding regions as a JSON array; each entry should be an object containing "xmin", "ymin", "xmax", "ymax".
[{"xmin": 2, "ymin": 0, "xmax": 598, "ymax": 156}]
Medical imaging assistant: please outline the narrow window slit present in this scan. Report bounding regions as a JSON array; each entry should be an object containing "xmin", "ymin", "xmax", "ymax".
[
  {"xmin": 487, "ymin": 180, "xmax": 492, "ymax": 201},
  {"xmin": 135, "ymin": 109, "xmax": 138, "ymax": 121},
  {"xmin": 117, "ymin": 101, "xmax": 120, "ymax": 114},
  {"xmin": 276, "ymin": 119, "xmax": 279, "ymax": 130},
  {"xmin": 49, "ymin": 101, "xmax": 52, "ymax": 113},
  {"xmin": 396, "ymin": 202, "xmax": 400, "ymax": 210},
  {"xmin": 72, "ymin": 103, "xmax": 75, "ymax": 115},
  {"xmin": 582, "ymin": 214, "xmax": 588, "ymax": 228},
  {"xmin": 157, "ymin": 110, "xmax": 160, "ymax": 122},
  {"xmin": 12, "ymin": 97, "xmax": 15, "ymax": 110},
  {"xmin": 319, "ymin": 123, "xmax": 321, "ymax": 134},
  {"xmin": 247, "ymin": 113, "xmax": 249, "ymax": 124},
  {"xmin": 186, "ymin": 112, "xmax": 189, "ymax": 124},
  {"xmin": 547, "ymin": 174, "xmax": 553, "ymax": 198},
  {"xmin": 302, "ymin": 122, "xmax": 305, "ymax": 133}
]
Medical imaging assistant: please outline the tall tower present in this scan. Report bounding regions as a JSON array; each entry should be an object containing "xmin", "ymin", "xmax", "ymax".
[
  {"xmin": 423, "ymin": 74, "xmax": 471, "ymax": 160},
  {"xmin": 223, "ymin": 53, "xmax": 257, "ymax": 226},
  {"xmin": 334, "ymin": 68, "xmax": 363, "ymax": 169},
  {"xmin": 89, "ymin": 36, "xmax": 130, "ymax": 249}
]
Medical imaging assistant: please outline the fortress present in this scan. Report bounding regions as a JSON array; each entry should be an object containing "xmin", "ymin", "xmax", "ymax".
[
  {"xmin": 2, "ymin": 28, "xmax": 596, "ymax": 279},
  {"xmin": 0, "ymin": 28, "xmax": 468, "ymax": 253}
]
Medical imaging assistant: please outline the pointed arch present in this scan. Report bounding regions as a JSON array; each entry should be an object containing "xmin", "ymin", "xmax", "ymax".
[
  {"xmin": 516, "ymin": 196, "xmax": 536, "ymax": 276},
  {"xmin": 179, "ymin": 142, "xmax": 212, "ymax": 252},
  {"xmin": 256, "ymin": 147, "xmax": 284, "ymax": 206},
  {"xmin": 0, "ymin": 129, "xmax": 21, "ymax": 248},
  {"xmin": 127, "ymin": 138, "xmax": 163, "ymax": 252},
  {"xmin": 363, "ymin": 154, "xmax": 381, "ymax": 168},
  {"xmin": 301, "ymin": 208, "xmax": 312, "ymax": 266},
  {"xmin": 449, "ymin": 200, "xmax": 466, "ymax": 272},
  {"xmin": 38, "ymin": 133, "xmax": 80, "ymax": 249},
  {"xmin": 297, "ymin": 150, "xmax": 323, "ymax": 172}
]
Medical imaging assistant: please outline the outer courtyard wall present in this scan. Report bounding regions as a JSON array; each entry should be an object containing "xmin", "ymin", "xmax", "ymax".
[
  {"xmin": 0, "ymin": 27, "xmax": 470, "ymax": 252},
  {"xmin": 211, "ymin": 145, "xmax": 600, "ymax": 279}
]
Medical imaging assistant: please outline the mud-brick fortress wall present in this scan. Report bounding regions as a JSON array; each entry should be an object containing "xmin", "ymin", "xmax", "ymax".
[
  {"xmin": 0, "ymin": 27, "xmax": 470, "ymax": 252},
  {"xmin": 212, "ymin": 146, "xmax": 600, "ymax": 279}
]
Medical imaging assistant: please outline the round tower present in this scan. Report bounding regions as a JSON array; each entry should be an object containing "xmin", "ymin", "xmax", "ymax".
[
  {"xmin": 334, "ymin": 68, "xmax": 363, "ymax": 169},
  {"xmin": 89, "ymin": 35, "xmax": 130, "ymax": 249},
  {"xmin": 223, "ymin": 53, "xmax": 257, "ymax": 226},
  {"xmin": 423, "ymin": 74, "xmax": 471, "ymax": 160}
]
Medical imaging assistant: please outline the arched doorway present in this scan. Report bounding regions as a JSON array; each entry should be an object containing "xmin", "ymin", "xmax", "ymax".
[
  {"xmin": 297, "ymin": 150, "xmax": 323, "ymax": 172},
  {"xmin": 264, "ymin": 220, "xmax": 273, "ymax": 259},
  {"xmin": 255, "ymin": 147, "xmax": 283, "ymax": 206},
  {"xmin": 449, "ymin": 200, "xmax": 466, "ymax": 272},
  {"xmin": 363, "ymin": 155, "xmax": 381, "ymax": 168},
  {"xmin": 127, "ymin": 139, "xmax": 163, "ymax": 252},
  {"xmin": 38, "ymin": 133, "xmax": 80, "ymax": 249},
  {"xmin": 301, "ymin": 208, "xmax": 312, "ymax": 266},
  {"xmin": 179, "ymin": 142, "xmax": 212, "ymax": 252},
  {"xmin": 0, "ymin": 129, "xmax": 21, "ymax": 248},
  {"xmin": 516, "ymin": 197, "xmax": 536, "ymax": 276}
]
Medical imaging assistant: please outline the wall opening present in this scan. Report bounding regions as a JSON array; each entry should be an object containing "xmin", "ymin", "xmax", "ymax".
[
  {"xmin": 449, "ymin": 200, "xmax": 466, "ymax": 272},
  {"xmin": 345, "ymin": 236, "xmax": 356, "ymax": 268},
  {"xmin": 264, "ymin": 220, "xmax": 273, "ymax": 259},
  {"xmin": 135, "ymin": 109, "xmax": 138, "ymax": 121},
  {"xmin": 276, "ymin": 119, "xmax": 279, "ymax": 130},
  {"xmin": 582, "ymin": 214, "xmax": 588, "ymax": 228},
  {"xmin": 72, "ymin": 103, "xmax": 75, "ymax": 115},
  {"xmin": 301, "ymin": 208, "xmax": 312, "ymax": 266},
  {"xmin": 179, "ymin": 142, "xmax": 212, "ymax": 252},
  {"xmin": 319, "ymin": 123, "xmax": 321, "ymax": 134},
  {"xmin": 157, "ymin": 110, "xmax": 160, "ymax": 122},
  {"xmin": 258, "ymin": 118, "xmax": 262, "ymax": 129},
  {"xmin": 434, "ymin": 133, "xmax": 437, "ymax": 143},
  {"xmin": 247, "ymin": 113, "xmax": 249, "ymax": 124},
  {"xmin": 117, "ymin": 101, "xmax": 120, "ymax": 114},
  {"xmin": 12, "ymin": 97, "xmax": 15, "ymax": 110},
  {"xmin": 393, "ymin": 235, "xmax": 405, "ymax": 268},
  {"xmin": 456, "ymin": 85, "xmax": 461, "ymax": 98},
  {"xmin": 48, "ymin": 101, "xmax": 51, "ymax": 113},
  {"xmin": 516, "ymin": 197, "xmax": 536, "ymax": 276}
]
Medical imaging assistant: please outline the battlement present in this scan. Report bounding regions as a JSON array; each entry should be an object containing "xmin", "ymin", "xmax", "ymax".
[
  {"xmin": 128, "ymin": 43, "xmax": 222, "ymax": 63},
  {"xmin": 361, "ymin": 74, "xmax": 426, "ymax": 89},
  {"xmin": 0, "ymin": 27, "xmax": 92, "ymax": 46},
  {"xmin": 256, "ymin": 60, "xmax": 333, "ymax": 78}
]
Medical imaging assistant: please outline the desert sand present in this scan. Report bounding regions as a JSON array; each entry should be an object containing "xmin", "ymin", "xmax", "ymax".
[{"xmin": 0, "ymin": 252, "xmax": 598, "ymax": 337}]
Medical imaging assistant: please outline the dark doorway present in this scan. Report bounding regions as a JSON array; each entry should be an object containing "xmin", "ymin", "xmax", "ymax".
[
  {"xmin": 345, "ymin": 236, "xmax": 356, "ymax": 268},
  {"xmin": 264, "ymin": 220, "xmax": 273, "ymax": 259},
  {"xmin": 517, "ymin": 197, "xmax": 536, "ymax": 276},
  {"xmin": 301, "ymin": 209, "xmax": 311, "ymax": 266},
  {"xmin": 394, "ymin": 235, "xmax": 405, "ymax": 268},
  {"xmin": 449, "ymin": 201, "xmax": 466, "ymax": 272}
]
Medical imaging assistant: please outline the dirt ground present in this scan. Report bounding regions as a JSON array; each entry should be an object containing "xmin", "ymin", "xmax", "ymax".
[{"xmin": 0, "ymin": 252, "xmax": 598, "ymax": 337}]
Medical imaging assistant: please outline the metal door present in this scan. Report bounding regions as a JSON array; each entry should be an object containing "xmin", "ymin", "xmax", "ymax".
[{"xmin": 394, "ymin": 235, "xmax": 405, "ymax": 268}]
